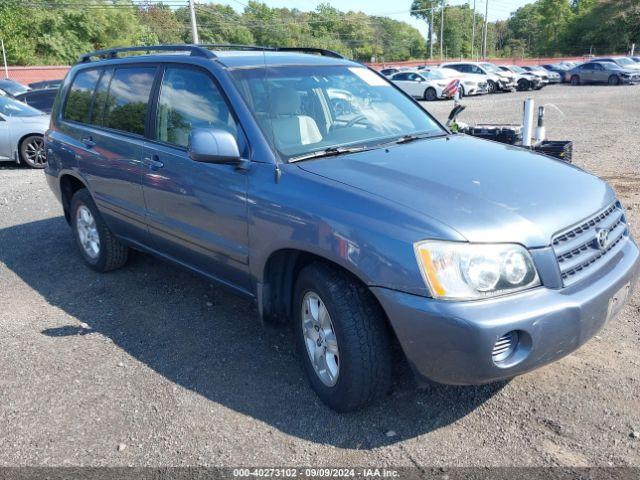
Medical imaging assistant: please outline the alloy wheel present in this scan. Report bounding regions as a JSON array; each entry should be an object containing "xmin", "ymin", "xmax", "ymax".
[
  {"xmin": 76, "ymin": 205, "xmax": 100, "ymax": 259},
  {"xmin": 301, "ymin": 291, "xmax": 340, "ymax": 387},
  {"xmin": 24, "ymin": 137, "xmax": 46, "ymax": 167}
]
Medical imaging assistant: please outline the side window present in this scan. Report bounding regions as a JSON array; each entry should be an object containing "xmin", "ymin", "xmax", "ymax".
[
  {"xmin": 154, "ymin": 67, "xmax": 238, "ymax": 148},
  {"xmin": 394, "ymin": 73, "xmax": 409, "ymax": 81},
  {"xmin": 102, "ymin": 67, "xmax": 155, "ymax": 136},
  {"xmin": 90, "ymin": 69, "xmax": 113, "ymax": 126},
  {"xmin": 63, "ymin": 69, "xmax": 101, "ymax": 123}
]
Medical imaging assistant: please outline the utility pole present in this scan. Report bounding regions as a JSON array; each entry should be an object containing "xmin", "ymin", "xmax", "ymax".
[
  {"xmin": 482, "ymin": 0, "xmax": 489, "ymax": 58},
  {"xmin": 188, "ymin": 0, "xmax": 199, "ymax": 44},
  {"xmin": 1, "ymin": 39, "xmax": 8, "ymax": 79},
  {"xmin": 430, "ymin": 6, "xmax": 434, "ymax": 60},
  {"xmin": 440, "ymin": 0, "xmax": 445, "ymax": 60},
  {"xmin": 471, "ymin": 0, "xmax": 476, "ymax": 59}
]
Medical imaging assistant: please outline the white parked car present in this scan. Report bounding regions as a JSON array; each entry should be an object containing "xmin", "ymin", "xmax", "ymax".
[
  {"xmin": 418, "ymin": 67, "xmax": 489, "ymax": 97},
  {"xmin": 499, "ymin": 65, "xmax": 544, "ymax": 90},
  {"xmin": 441, "ymin": 61, "xmax": 516, "ymax": 93},
  {"xmin": 390, "ymin": 71, "xmax": 448, "ymax": 101},
  {"xmin": 0, "ymin": 96, "xmax": 50, "ymax": 168}
]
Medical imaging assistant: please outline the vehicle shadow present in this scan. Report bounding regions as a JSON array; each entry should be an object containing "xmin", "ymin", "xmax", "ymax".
[{"xmin": 1, "ymin": 217, "xmax": 505, "ymax": 448}]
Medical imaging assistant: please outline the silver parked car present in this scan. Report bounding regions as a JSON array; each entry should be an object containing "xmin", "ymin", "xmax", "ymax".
[
  {"xmin": 0, "ymin": 96, "xmax": 50, "ymax": 168},
  {"xmin": 499, "ymin": 65, "xmax": 543, "ymax": 90},
  {"xmin": 567, "ymin": 61, "xmax": 640, "ymax": 86}
]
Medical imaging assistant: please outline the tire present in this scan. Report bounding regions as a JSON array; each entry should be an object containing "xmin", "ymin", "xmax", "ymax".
[
  {"xmin": 570, "ymin": 75, "xmax": 580, "ymax": 86},
  {"xmin": 294, "ymin": 263, "xmax": 392, "ymax": 412},
  {"xmin": 487, "ymin": 80, "xmax": 497, "ymax": 93},
  {"xmin": 517, "ymin": 79, "xmax": 530, "ymax": 91},
  {"xmin": 608, "ymin": 75, "xmax": 620, "ymax": 86},
  {"xmin": 423, "ymin": 87, "xmax": 437, "ymax": 101},
  {"xmin": 70, "ymin": 189, "xmax": 129, "ymax": 272},
  {"xmin": 19, "ymin": 135, "xmax": 47, "ymax": 169}
]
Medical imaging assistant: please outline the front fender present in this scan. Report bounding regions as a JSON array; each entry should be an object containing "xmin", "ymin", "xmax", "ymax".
[{"xmin": 248, "ymin": 162, "xmax": 464, "ymax": 297}]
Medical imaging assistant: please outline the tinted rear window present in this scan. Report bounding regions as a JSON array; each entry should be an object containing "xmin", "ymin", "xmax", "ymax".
[
  {"xmin": 63, "ymin": 69, "xmax": 101, "ymax": 123},
  {"xmin": 102, "ymin": 67, "xmax": 155, "ymax": 135}
]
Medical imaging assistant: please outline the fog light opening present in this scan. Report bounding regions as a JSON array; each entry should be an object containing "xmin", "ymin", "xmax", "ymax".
[{"xmin": 492, "ymin": 330, "xmax": 519, "ymax": 363}]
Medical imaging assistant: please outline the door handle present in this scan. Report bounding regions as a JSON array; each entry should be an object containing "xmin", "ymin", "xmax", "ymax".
[
  {"xmin": 143, "ymin": 155, "xmax": 164, "ymax": 171},
  {"xmin": 81, "ymin": 136, "xmax": 96, "ymax": 148}
]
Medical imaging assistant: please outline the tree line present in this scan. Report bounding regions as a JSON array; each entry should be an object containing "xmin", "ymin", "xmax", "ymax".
[
  {"xmin": 411, "ymin": 0, "xmax": 640, "ymax": 59},
  {"xmin": 1, "ymin": 0, "xmax": 638, "ymax": 66}
]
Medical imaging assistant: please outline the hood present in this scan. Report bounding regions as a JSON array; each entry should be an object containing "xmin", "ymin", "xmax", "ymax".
[
  {"xmin": 9, "ymin": 114, "xmax": 49, "ymax": 125},
  {"xmin": 297, "ymin": 135, "xmax": 614, "ymax": 248}
]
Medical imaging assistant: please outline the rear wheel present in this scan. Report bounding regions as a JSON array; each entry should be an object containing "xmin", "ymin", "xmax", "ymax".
[
  {"xmin": 608, "ymin": 75, "xmax": 620, "ymax": 86},
  {"xmin": 570, "ymin": 75, "xmax": 580, "ymax": 86},
  {"xmin": 70, "ymin": 189, "xmax": 129, "ymax": 272},
  {"xmin": 294, "ymin": 263, "xmax": 392, "ymax": 412},
  {"xmin": 19, "ymin": 135, "xmax": 47, "ymax": 169},
  {"xmin": 423, "ymin": 87, "xmax": 437, "ymax": 101}
]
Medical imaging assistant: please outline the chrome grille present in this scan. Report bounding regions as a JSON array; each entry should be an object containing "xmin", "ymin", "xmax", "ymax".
[{"xmin": 552, "ymin": 203, "xmax": 628, "ymax": 286}]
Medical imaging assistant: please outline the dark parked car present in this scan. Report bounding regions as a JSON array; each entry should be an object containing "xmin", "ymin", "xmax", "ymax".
[
  {"xmin": 28, "ymin": 79, "xmax": 63, "ymax": 90},
  {"xmin": 567, "ymin": 61, "xmax": 640, "ymax": 85},
  {"xmin": 14, "ymin": 88, "xmax": 58, "ymax": 113},
  {"xmin": 540, "ymin": 63, "xmax": 570, "ymax": 82},
  {"xmin": 45, "ymin": 45, "xmax": 639, "ymax": 411},
  {"xmin": 0, "ymin": 78, "xmax": 30, "ymax": 97}
]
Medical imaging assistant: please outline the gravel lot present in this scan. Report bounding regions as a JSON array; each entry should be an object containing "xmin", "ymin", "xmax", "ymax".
[{"xmin": 0, "ymin": 84, "xmax": 639, "ymax": 468}]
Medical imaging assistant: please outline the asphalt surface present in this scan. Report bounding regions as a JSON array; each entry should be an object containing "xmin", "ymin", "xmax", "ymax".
[{"xmin": 0, "ymin": 84, "xmax": 639, "ymax": 467}]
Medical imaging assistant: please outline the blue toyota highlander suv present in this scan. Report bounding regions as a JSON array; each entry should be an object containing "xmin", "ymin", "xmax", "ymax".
[{"xmin": 44, "ymin": 45, "xmax": 639, "ymax": 411}]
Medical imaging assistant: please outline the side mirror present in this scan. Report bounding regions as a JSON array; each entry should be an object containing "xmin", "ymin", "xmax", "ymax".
[{"xmin": 188, "ymin": 128, "xmax": 242, "ymax": 165}]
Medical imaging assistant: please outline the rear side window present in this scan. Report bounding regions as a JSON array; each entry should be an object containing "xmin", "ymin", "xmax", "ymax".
[
  {"xmin": 90, "ymin": 69, "xmax": 113, "ymax": 126},
  {"xmin": 102, "ymin": 67, "xmax": 155, "ymax": 136},
  {"xmin": 63, "ymin": 69, "xmax": 101, "ymax": 123},
  {"xmin": 154, "ymin": 67, "xmax": 237, "ymax": 148}
]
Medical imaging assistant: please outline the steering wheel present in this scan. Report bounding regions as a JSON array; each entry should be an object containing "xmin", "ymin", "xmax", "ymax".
[{"xmin": 343, "ymin": 114, "xmax": 369, "ymax": 128}]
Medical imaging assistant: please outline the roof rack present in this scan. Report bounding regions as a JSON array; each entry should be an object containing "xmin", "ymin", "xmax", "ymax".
[
  {"xmin": 274, "ymin": 47, "xmax": 346, "ymax": 59},
  {"xmin": 198, "ymin": 44, "xmax": 276, "ymax": 52},
  {"xmin": 78, "ymin": 44, "xmax": 215, "ymax": 63},
  {"xmin": 77, "ymin": 44, "xmax": 347, "ymax": 64}
]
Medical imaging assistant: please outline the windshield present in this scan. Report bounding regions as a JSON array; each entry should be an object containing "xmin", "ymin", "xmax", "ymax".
[
  {"xmin": 0, "ymin": 96, "xmax": 42, "ymax": 117},
  {"xmin": 231, "ymin": 65, "xmax": 443, "ymax": 161},
  {"xmin": 422, "ymin": 69, "xmax": 447, "ymax": 80},
  {"xmin": 614, "ymin": 57, "xmax": 634, "ymax": 66},
  {"xmin": 509, "ymin": 65, "xmax": 526, "ymax": 73},
  {"xmin": 0, "ymin": 79, "xmax": 29, "ymax": 96},
  {"xmin": 480, "ymin": 63, "xmax": 500, "ymax": 73}
]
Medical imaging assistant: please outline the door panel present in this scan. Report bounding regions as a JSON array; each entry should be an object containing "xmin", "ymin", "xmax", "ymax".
[
  {"xmin": 80, "ymin": 66, "xmax": 157, "ymax": 244},
  {"xmin": 142, "ymin": 142, "xmax": 250, "ymax": 290},
  {"xmin": 0, "ymin": 117, "xmax": 10, "ymax": 159},
  {"xmin": 142, "ymin": 65, "xmax": 250, "ymax": 291}
]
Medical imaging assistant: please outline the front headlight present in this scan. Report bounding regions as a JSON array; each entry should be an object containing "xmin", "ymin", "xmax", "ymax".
[{"xmin": 414, "ymin": 240, "xmax": 540, "ymax": 300}]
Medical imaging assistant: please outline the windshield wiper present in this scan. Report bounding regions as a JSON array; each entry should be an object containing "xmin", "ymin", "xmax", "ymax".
[
  {"xmin": 289, "ymin": 145, "xmax": 371, "ymax": 163},
  {"xmin": 380, "ymin": 131, "xmax": 447, "ymax": 147}
]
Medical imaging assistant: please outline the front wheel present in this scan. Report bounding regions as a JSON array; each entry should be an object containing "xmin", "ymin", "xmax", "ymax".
[
  {"xmin": 70, "ymin": 189, "xmax": 129, "ymax": 272},
  {"xmin": 517, "ymin": 79, "xmax": 530, "ymax": 91},
  {"xmin": 570, "ymin": 75, "xmax": 580, "ymax": 86},
  {"xmin": 608, "ymin": 75, "xmax": 620, "ymax": 86},
  {"xmin": 20, "ymin": 135, "xmax": 47, "ymax": 169},
  {"xmin": 487, "ymin": 80, "xmax": 497, "ymax": 93},
  {"xmin": 294, "ymin": 263, "xmax": 392, "ymax": 412},
  {"xmin": 423, "ymin": 87, "xmax": 437, "ymax": 101}
]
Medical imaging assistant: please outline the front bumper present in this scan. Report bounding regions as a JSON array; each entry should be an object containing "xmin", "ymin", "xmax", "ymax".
[
  {"xmin": 372, "ymin": 238, "xmax": 639, "ymax": 385},
  {"xmin": 497, "ymin": 79, "xmax": 516, "ymax": 91}
]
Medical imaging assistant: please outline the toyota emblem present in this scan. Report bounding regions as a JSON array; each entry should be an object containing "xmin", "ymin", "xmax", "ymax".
[{"xmin": 596, "ymin": 228, "xmax": 610, "ymax": 250}]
